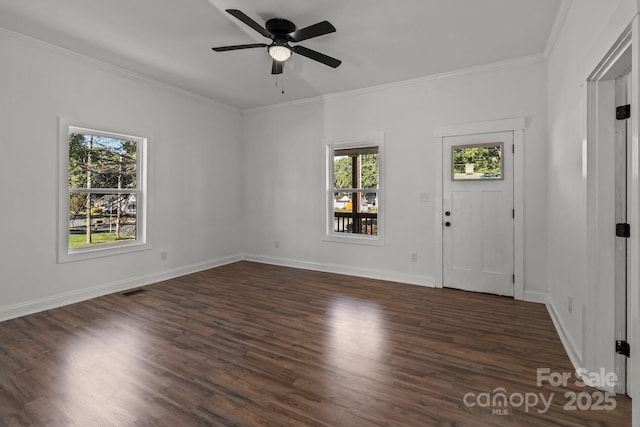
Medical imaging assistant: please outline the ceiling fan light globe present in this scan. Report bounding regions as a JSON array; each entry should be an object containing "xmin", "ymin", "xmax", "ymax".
[{"xmin": 269, "ymin": 45, "xmax": 292, "ymax": 62}]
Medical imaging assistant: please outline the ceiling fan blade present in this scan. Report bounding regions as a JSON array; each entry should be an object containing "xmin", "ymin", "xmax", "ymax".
[
  {"xmin": 271, "ymin": 60, "xmax": 283, "ymax": 75},
  {"xmin": 212, "ymin": 43, "xmax": 268, "ymax": 52},
  {"xmin": 289, "ymin": 21, "xmax": 336, "ymax": 42},
  {"xmin": 292, "ymin": 45, "xmax": 341, "ymax": 68},
  {"xmin": 226, "ymin": 9, "xmax": 272, "ymax": 39}
]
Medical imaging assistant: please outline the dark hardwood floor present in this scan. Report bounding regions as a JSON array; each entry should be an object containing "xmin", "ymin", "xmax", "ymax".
[{"xmin": 0, "ymin": 261, "xmax": 631, "ymax": 426}]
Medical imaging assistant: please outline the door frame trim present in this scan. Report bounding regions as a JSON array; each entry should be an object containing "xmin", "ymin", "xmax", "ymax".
[
  {"xmin": 434, "ymin": 117, "xmax": 525, "ymax": 300},
  {"xmin": 585, "ymin": 26, "xmax": 633, "ymax": 395}
]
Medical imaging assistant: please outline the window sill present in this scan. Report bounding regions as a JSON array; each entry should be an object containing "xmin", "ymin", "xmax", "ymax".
[
  {"xmin": 323, "ymin": 233, "xmax": 384, "ymax": 246},
  {"xmin": 58, "ymin": 241, "xmax": 151, "ymax": 263}
]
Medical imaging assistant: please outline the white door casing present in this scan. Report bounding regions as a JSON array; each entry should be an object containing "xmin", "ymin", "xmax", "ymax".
[
  {"xmin": 614, "ymin": 72, "xmax": 631, "ymax": 394},
  {"xmin": 434, "ymin": 117, "xmax": 525, "ymax": 300},
  {"xmin": 586, "ymin": 27, "xmax": 633, "ymax": 396},
  {"xmin": 442, "ymin": 132, "xmax": 515, "ymax": 296}
]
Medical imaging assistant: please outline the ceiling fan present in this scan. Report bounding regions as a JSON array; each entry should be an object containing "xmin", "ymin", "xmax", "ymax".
[{"xmin": 212, "ymin": 9, "xmax": 341, "ymax": 75}]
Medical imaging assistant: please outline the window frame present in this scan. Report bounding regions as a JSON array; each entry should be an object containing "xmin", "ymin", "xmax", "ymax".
[
  {"xmin": 325, "ymin": 134, "xmax": 384, "ymax": 245},
  {"xmin": 58, "ymin": 119, "xmax": 150, "ymax": 263}
]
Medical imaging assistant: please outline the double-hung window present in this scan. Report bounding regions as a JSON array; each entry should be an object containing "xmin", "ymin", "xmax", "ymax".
[
  {"xmin": 327, "ymin": 136, "xmax": 384, "ymax": 244},
  {"xmin": 59, "ymin": 122, "xmax": 148, "ymax": 262}
]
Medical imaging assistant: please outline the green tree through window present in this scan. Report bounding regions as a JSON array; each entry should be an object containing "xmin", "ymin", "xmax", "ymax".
[
  {"xmin": 452, "ymin": 143, "xmax": 503, "ymax": 180},
  {"xmin": 68, "ymin": 132, "xmax": 139, "ymax": 248}
]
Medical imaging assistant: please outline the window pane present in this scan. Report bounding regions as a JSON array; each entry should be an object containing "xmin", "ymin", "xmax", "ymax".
[
  {"xmin": 69, "ymin": 133, "xmax": 137, "ymax": 189},
  {"xmin": 68, "ymin": 192, "xmax": 137, "ymax": 248},
  {"xmin": 332, "ymin": 192, "xmax": 378, "ymax": 213},
  {"xmin": 333, "ymin": 155, "xmax": 352, "ymax": 190},
  {"xmin": 333, "ymin": 192, "xmax": 352, "ymax": 213},
  {"xmin": 360, "ymin": 153, "xmax": 379, "ymax": 189},
  {"xmin": 332, "ymin": 212, "xmax": 378, "ymax": 236},
  {"xmin": 332, "ymin": 191, "xmax": 378, "ymax": 236},
  {"xmin": 333, "ymin": 150, "xmax": 378, "ymax": 190},
  {"xmin": 359, "ymin": 192, "xmax": 378, "ymax": 213},
  {"xmin": 452, "ymin": 143, "xmax": 503, "ymax": 181}
]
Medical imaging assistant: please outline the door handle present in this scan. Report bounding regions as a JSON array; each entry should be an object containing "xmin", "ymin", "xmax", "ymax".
[{"xmin": 445, "ymin": 221, "xmax": 451, "ymax": 227}]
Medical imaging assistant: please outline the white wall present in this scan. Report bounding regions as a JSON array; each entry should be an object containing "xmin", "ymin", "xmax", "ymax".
[
  {"xmin": 0, "ymin": 29, "xmax": 243, "ymax": 320},
  {"xmin": 241, "ymin": 60, "xmax": 548, "ymax": 295},
  {"xmin": 546, "ymin": 0, "xmax": 637, "ymax": 385}
]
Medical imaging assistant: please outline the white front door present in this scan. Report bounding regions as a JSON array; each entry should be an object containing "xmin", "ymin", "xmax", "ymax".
[{"xmin": 443, "ymin": 131, "xmax": 514, "ymax": 296}]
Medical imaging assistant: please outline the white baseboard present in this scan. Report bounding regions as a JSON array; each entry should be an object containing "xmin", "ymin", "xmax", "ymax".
[
  {"xmin": 523, "ymin": 290, "xmax": 582, "ymax": 369},
  {"xmin": 524, "ymin": 289, "xmax": 609, "ymax": 392},
  {"xmin": 525, "ymin": 291, "xmax": 612, "ymax": 392},
  {"xmin": 0, "ymin": 254, "xmax": 242, "ymax": 322},
  {"xmin": 545, "ymin": 295, "xmax": 583, "ymax": 373},
  {"xmin": 243, "ymin": 254, "xmax": 436, "ymax": 288},
  {"xmin": 545, "ymin": 296, "xmax": 621, "ymax": 393},
  {"xmin": 524, "ymin": 290, "xmax": 549, "ymax": 304}
]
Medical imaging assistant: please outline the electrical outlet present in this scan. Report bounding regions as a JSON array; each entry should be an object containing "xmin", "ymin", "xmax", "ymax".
[
  {"xmin": 275, "ymin": 241, "xmax": 280, "ymax": 249},
  {"xmin": 410, "ymin": 253, "xmax": 418, "ymax": 263},
  {"xmin": 160, "ymin": 251, "xmax": 168, "ymax": 261}
]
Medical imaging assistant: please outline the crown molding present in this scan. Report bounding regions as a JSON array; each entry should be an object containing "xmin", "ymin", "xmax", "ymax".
[
  {"xmin": 0, "ymin": 26, "xmax": 241, "ymax": 115},
  {"xmin": 544, "ymin": 0, "xmax": 573, "ymax": 58}
]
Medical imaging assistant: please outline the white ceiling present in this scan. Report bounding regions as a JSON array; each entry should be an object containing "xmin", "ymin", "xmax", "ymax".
[{"xmin": 0, "ymin": 0, "xmax": 562, "ymax": 110}]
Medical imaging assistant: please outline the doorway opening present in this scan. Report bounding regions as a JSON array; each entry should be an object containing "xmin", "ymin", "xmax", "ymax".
[
  {"xmin": 586, "ymin": 30, "xmax": 632, "ymax": 396},
  {"xmin": 433, "ymin": 117, "xmax": 526, "ymax": 300}
]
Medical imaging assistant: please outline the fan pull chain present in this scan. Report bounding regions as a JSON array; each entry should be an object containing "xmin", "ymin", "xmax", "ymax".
[{"xmin": 275, "ymin": 75, "xmax": 285, "ymax": 95}]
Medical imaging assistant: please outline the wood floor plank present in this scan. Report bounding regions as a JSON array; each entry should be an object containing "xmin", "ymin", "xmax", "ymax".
[{"xmin": 0, "ymin": 261, "xmax": 632, "ymax": 426}]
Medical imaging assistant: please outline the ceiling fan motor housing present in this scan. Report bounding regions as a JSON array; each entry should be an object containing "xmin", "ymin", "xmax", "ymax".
[{"xmin": 265, "ymin": 18, "xmax": 296, "ymax": 37}]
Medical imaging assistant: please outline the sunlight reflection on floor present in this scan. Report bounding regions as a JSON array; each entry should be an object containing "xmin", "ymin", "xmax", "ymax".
[
  {"xmin": 56, "ymin": 321, "xmax": 146, "ymax": 423},
  {"xmin": 327, "ymin": 297, "xmax": 388, "ymax": 375}
]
